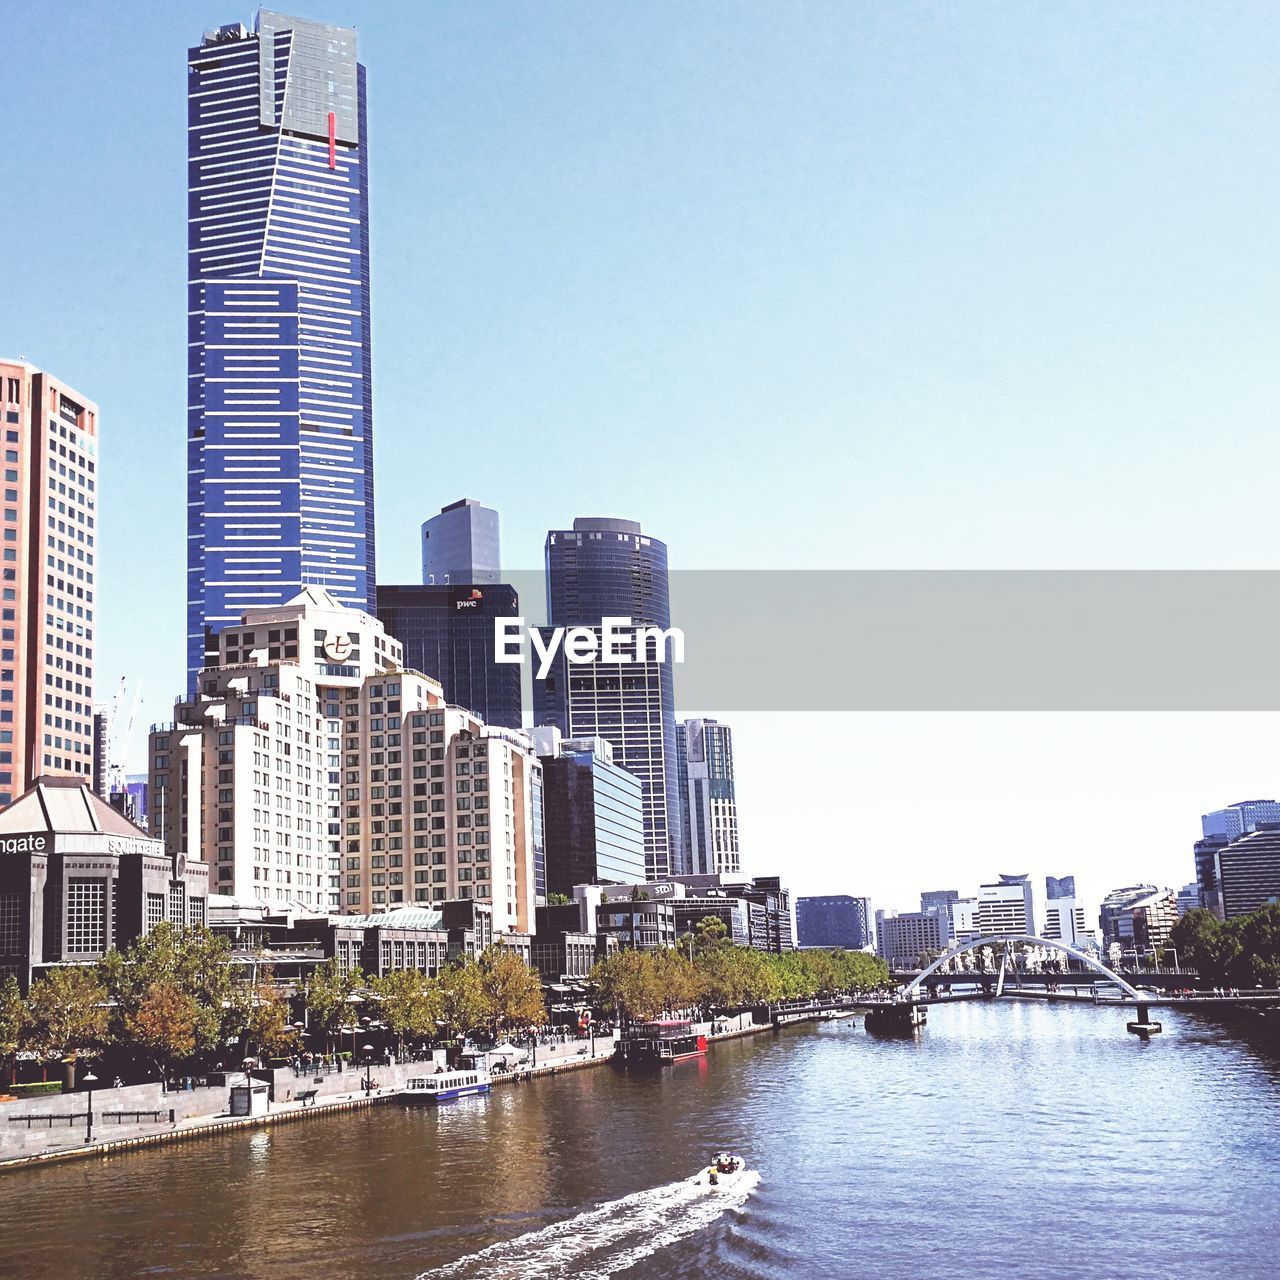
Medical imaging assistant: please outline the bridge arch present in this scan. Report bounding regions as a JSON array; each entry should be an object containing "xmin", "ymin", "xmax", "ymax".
[{"xmin": 900, "ymin": 934, "xmax": 1145, "ymax": 1001}]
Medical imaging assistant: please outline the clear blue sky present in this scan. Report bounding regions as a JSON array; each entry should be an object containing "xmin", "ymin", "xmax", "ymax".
[{"xmin": 3, "ymin": 2, "xmax": 1280, "ymax": 911}]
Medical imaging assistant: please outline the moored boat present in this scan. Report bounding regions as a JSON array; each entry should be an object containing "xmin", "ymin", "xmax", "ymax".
[
  {"xmin": 615, "ymin": 1019, "xmax": 708, "ymax": 1066},
  {"xmin": 403, "ymin": 1068, "xmax": 492, "ymax": 1104}
]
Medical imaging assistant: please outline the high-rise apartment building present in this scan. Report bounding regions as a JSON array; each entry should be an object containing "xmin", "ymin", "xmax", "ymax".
[
  {"xmin": 186, "ymin": 13, "xmax": 375, "ymax": 690},
  {"xmin": 0, "ymin": 362, "xmax": 98, "ymax": 804},
  {"xmin": 677, "ymin": 718, "xmax": 740, "ymax": 877},
  {"xmin": 421, "ymin": 499, "xmax": 501, "ymax": 586},
  {"xmin": 150, "ymin": 589, "xmax": 539, "ymax": 932},
  {"xmin": 796, "ymin": 895, "xmax": 873, "ymax": 950},
  {"xmin": 977, "ymin": 874, "xmax": 1035, "ymax": 937},
  {"xmin": 533, "ymin": 518, "xmax": 683, "ymax": 879},
  {"xmin": 1194, "ymin": 802, "xmax": 1280, "ymax": 917}
]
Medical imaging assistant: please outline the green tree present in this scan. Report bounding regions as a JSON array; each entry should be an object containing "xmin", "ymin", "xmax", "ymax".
[
  {"xmin": 301, "ymin": 957, "xmax": 367, "ymax": 1051},
  {"xmin": 0, "ymin": 974, "xmax": 27, "ymax": 1087},
  {"xmin": 239, "ymin": 967, "xmax": 300, "ymax": 1059},
  {"xmin": 1170, "ymin": 908, "xmax": 1225, "ymax": 978},
  {"xmin": 590, "ymin": 949, "xmax": 665, "ymax": 1022},
  {"xmin": 23, "ymin": 967, "xmax": 108, "ymax": 1065},
  {"xmin": 477, "ymin": 946, "xmax": 546, "ymax": 1040},
  {"xmin": 124, "ymin": 980, "xmax": 202, "ymax": 1078},
  {"xmin": 692, "ymin": 915, "xmax": 731, "ymax": 952},
  {"xmin": 370, "ymin": 969, "xmax": 441, "ymax": 1050},
  {"xmin": 103, "ymin": 923, "xmax": 234, "ymax": 1058},
  {"xmin": 436, "ymin": 957, "xmax": 490, "ymax": 1041}
]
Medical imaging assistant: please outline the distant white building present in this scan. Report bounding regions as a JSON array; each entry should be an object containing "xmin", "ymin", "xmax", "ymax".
[
  {"xmin": 1041, "ymin": 897, "xmax": 1096, "ymax": 948},
  {"xmin": 977, "ymin": 874, "xmax": 1035, "ymax": 936}
]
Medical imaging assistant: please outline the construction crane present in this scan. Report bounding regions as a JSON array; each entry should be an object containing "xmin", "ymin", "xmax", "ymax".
[{"xmin": 97, "ymin": 676, "xmax": 143, "ymax": 800}]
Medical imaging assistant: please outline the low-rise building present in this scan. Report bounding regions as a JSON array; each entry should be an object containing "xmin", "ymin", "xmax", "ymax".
[
  {"xmin": 1098, "ymin": 885, "xmax": 1178, "ymax": 953},
  {"xmin": 0, "ymin": 777, "xmax": 209, "ymax": 990},
  {"xmin": 1041, "ymin": 897, "xmax": 1095, "ymax": 948},
  {"xmin": 595, "ymin": 887, "xmax": 679, "ymax": 950}
]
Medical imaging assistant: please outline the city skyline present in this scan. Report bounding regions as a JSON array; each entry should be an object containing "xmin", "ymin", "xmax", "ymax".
[{"xmin": 4, "ymin": 3, "xmax": 1280, "ymax": 906}]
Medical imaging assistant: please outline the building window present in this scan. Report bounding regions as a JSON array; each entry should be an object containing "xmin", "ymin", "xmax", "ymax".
[
  {"xmin": 147, "ymin": 893, "xmax": 165, "ymax": 932},
  {"xmin": 0, "ymin": 893, "xmax": 22, "ymax": 953},
  {"xmin": 66, "ymin": 878, "xmax": 107, "ymax": 954}
]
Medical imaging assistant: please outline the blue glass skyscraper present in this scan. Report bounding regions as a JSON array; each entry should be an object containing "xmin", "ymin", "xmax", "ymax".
[
  {"xmin": 186, "ymin": 12, "xmax": 375, "ymax": 689},
  {"xmin": 533, "ymin": 518, "xmax": 685, "ymax": 880}
]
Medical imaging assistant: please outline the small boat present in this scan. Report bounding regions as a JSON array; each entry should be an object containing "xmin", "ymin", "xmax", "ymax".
[
  {"xmin": 691, "ymin": 1152, "xmax": 748, "ymax": 1190},
  {"xmin": 403, "ymin": 1068, "xmax": 492, "ymax": 1104}
]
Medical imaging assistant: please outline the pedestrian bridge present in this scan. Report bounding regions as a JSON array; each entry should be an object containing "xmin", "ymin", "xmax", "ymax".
[{"xmin": 899, "ymin": 933, "xmax": 1145, "ymax": 1000}]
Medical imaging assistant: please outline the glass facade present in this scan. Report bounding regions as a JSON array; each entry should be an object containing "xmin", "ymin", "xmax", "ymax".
[
  {"xmin": 539, "ymin": 746, "xmax": 645, "ymax": 896},
  {"xmin": 533, "ymin": 518, "xmax": 684, "ymax": 879},
  {"xmin": 186, "ymin": 12, "xmax": 375, "ymax": 689},
  {"xmin": 677, "ymin": 718, "xmax": 740, "ymax": 877},
  {"xmin": 796, "ymin": 895, "xmax": 873, "ymax": 950},
  {"xmin": 375, "ymin": 583, "xmax": 522, "ymax": 729},
  {"xmin": 421, "ymin": 499, "xmax": 502, "ymax": 585}
]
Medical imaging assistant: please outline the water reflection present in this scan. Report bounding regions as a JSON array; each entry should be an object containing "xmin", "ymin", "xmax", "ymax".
[{"xmin": 1, "ymin": 1003, "xmax": 1278, "ymax": 1280}]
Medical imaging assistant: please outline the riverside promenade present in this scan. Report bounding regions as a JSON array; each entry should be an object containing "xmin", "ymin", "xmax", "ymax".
[{"xmin": 0, "ymin": 1013, "xmax": 762, "ymax": 1173}]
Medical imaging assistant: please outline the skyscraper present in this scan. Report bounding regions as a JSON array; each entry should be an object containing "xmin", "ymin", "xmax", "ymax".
[
  {"xmin": 677, "ymin": 718, "xmax": 740, "ymax": 877},
  {"xmin": 376, "ymin": 583, "xmax": 523, "ymax": 729},
  {"xmin": 533, "ymin": 518, "xmax": 684, "ymax": 879},
  {"xmin": 421, "ymin": 499, "xmax": 501, "ymax": 585},
  {"xmin": 0, "ymin": 361, "xmax": 98, "ymax": 803},
  {"xmin": 186, "ymin": 12, "xmax": 375, "ymax": 690}
]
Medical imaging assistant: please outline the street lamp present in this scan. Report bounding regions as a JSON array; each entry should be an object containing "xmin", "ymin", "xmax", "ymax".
[
  {"xmin": 362, "ymin": 1044, "xmax": 374, "ymax": 1095},
  {"xmin": 82, "ymin": 1071, "xmax": 97, "ymax": 1144}
]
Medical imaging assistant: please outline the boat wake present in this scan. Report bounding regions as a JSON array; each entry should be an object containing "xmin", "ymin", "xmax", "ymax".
[{"xmin": 413, "ymin": 1171, "xmax": 760, "ymax": 1280}]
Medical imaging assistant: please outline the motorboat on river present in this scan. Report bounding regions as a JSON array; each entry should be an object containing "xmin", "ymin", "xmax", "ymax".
[{"xmin": 691, "ymin": 1152, "xmax": 748, "ymax": 1191}]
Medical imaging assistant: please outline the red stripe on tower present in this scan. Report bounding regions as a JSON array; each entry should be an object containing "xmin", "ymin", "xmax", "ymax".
[{"xmin": 328, "ymin": 111, "xmax": 336, "ymax": 169}]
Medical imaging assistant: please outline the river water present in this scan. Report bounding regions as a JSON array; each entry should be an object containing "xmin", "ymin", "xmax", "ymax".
[{"xmin": 3, "ymin": 1001, "xmax": 1279, "ymax": 1280}]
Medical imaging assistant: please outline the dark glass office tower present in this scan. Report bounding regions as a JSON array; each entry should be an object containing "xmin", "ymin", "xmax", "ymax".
[
  {"xmin": 539, "ymin": 739, "xmax": 645, "ymax": 896},
  {"xmin": 187, "ymin": 12, "xmax": 375, "ymax": 690},
  {"xmin": 533, "ymin": 518, "xmax": 684, "ymax": 879},
  {"xmin": 421, "ymin": 499, "xmax": 501, "ymax": 585},
  {"xmin": 376, "ymin": 584, "xmax": 522, "ymax": 729}
]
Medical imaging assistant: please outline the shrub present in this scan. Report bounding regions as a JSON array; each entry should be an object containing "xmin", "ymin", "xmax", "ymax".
[{"xmin": 12, "ymin": 1081, "xmax": 63, "ymax": 1097}]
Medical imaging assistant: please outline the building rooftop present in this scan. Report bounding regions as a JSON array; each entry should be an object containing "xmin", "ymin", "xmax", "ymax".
[{"xmin": 0, "ymin": 777, "xmax": 151, "ymax": 839}]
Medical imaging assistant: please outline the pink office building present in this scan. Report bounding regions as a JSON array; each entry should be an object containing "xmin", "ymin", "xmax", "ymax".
[{"xmin": 0, "ymin": 361, "xmax": 98, "ymax": 804}]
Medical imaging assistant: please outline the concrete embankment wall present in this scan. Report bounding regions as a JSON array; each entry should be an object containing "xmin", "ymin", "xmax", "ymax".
[{"xmin": 0, "ymin": 1018, "xmax": 767, "ymax": 1171}]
